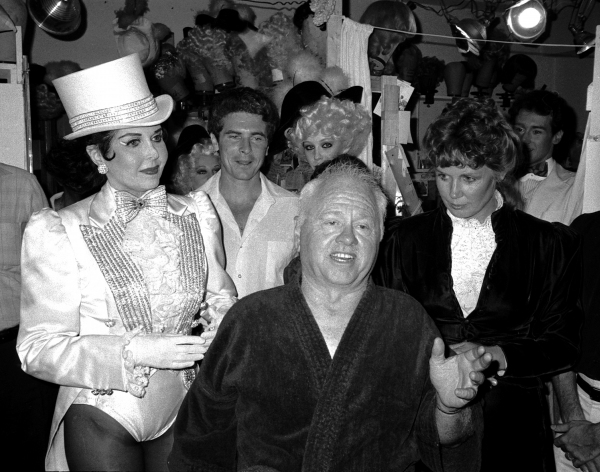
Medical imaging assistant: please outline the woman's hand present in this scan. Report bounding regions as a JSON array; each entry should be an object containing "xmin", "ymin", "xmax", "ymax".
[
  {"xmin": 451, "ymin": 341, "xmax": 507, "ymax": 386},
  {"xmin": 450, "ymin": 341, "xmax": 482, "ymax": 355},
  {"xmin": 128, "ymin": 334, "xmax": 208, "ymax": 370},
  {"xmin": 430, "ymin": 337, "xmax": 491, "ymax": 411}
]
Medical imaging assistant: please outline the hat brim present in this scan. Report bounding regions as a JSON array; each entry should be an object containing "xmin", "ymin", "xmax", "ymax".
[{"xmin": 63, "ymin": 94, "xmax": 174, "ymax": 140}]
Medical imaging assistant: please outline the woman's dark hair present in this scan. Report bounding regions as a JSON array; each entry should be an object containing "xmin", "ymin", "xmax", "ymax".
[
  {"xmin": 208, "ymin": 87, "xmax": 279, "ymax": 141},
  {"xmin": 423, "ymin": 97, "xmax": 523, "ymax": 209},
  {"xmin": 45, "ymin": 138, "xmax": 107, "ymax": 194},
  {"xmin": 86, "ymin": 130, "xmax": 117, "ymax": 161}
]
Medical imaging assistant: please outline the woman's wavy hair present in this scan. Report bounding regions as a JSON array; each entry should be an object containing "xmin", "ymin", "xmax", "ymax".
[
  {"xmin": 46, "ymin": 138, "xmax": 107, "ymax": 194},
  {"xmin": 422, "ymin": 97, "xmax": 523, "ymax": 209},
  {"xmin": 288, "ymin": 96, "xmax": 371, "ymax": 159}
]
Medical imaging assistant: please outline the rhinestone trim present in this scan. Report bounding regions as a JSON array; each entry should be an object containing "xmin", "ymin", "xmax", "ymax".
[
  {"xmin": 70, "ymin": 96, "xmax": 158, "ymax": 132},
  {"xmin": 81, "ymin": 217, "xmax": 153, "ymax": 333}
]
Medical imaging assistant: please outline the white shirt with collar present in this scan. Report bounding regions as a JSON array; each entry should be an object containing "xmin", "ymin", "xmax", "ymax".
[
  {"xmin": 520, "ymin": 157, "xmax": 556, "ymax": 183},
  {"xmin": 200, "ymin": 171, "xmax": 299, "ymax": 298},
  {"xmin": 518, "ymin": 157, "xmax": 582, "ymax": 225}
]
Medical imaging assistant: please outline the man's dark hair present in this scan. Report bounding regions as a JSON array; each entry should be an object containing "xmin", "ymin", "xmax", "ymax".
[
  {"xmin": 208, "ymin": 87, "xmax": 279, "ymax": 142},
  {"xmin": 508, "ymin": 90, "xmax": 568, "ymax": 136}
]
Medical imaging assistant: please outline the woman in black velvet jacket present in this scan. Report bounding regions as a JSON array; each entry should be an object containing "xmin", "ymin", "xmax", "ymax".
[{"xmin": 374, "ymin": 98, "xmax": 582, "ymax": 472}]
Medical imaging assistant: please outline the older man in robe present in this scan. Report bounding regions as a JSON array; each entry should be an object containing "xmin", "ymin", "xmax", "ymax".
[{"xmin": 169, "ymin": 161, "xmax": 490, "ymax": 472}]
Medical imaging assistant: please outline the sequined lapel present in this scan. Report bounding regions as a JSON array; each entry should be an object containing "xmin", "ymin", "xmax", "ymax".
[
  {"xmin": 81, "ymin": 187, "xmax": 207, "ymax": 334},
  {"xmin": 166, "ymin": 212, "xmax": 207, "ymax": 334},
  {"xmin": 80, "ymin": 216, "xmax": 153, "ymax": 333}
]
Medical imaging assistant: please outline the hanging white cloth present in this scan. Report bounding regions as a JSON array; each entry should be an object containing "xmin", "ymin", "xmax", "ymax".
[
  {"xmin": 339, "ymin": 17, "xmax": 373, "ymax": 168},
  {"xmin": 580, "ymin": 113, "xmax": 598, "ymax": 213}
]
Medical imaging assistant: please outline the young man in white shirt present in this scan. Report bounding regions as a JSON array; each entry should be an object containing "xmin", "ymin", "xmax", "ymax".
[
  {"xmin": 509, "ymin": 89, "xmax": 582, "ymax": 225},
  {"xmin": 197, "ymin": 88, "xmax": 299, "ymax": 298}
]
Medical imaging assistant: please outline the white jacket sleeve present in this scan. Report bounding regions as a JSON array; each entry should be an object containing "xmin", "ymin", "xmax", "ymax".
[{"xmin": 17, "ymin": 209, "xmax": 126, "ymax": 391}]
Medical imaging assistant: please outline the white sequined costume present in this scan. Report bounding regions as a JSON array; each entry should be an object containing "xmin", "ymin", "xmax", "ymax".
[{"xmin": 17, "ymin": 183, "xmax": 237, "ymax": 471}]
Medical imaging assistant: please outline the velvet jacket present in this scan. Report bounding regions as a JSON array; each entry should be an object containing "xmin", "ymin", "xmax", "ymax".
[
  {"xmin": 169, "ymin": 278, "xmax": 483, "ymax": 472},
  {"xmin": 374, "ymin": 205, "xmax": 583, "ymax": 388}
]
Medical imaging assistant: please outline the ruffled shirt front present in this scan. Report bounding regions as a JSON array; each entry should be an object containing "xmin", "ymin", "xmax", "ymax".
[
  {"xmin": 449, "ymin": 191, "xmax": 503, "ymax": 317},
  {"xmin": 123, "ymin": 210, "xmax": 189, "ymax": 333}
]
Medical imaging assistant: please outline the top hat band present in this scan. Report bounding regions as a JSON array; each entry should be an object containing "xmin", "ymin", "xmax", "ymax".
[{"xmin": 69, "ymin": 95, "xmax": 158, "ymax": 133}]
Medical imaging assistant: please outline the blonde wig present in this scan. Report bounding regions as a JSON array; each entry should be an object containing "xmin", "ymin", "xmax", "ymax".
[{"xmin": 288, "ymin": 97, "xmax": 371, "ymax": 158}]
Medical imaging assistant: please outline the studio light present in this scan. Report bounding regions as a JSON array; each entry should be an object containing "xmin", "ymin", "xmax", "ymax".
[
  {"xmin": 505, "ymin": 0, "xmax": 547, "ymax": 42},
  {"xmin": 572, "ymin": 30, "xmax": 595, "ymax": 54},
  {"xmin": 27, "ymin": 0, "xmax": 81, "ymax": 36},
  {"xmin": 451, "ymin": 18, "xmax": 487, "ymax": 56}
]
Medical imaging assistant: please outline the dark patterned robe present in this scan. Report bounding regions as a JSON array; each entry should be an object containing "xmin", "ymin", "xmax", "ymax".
[{"xmin": 169, "ymin": 278, "xmax": 483, "ymax": 472}]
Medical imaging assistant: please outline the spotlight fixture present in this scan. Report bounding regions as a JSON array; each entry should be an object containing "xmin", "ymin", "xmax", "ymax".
[
  {"xmin": 572, "ymin": 29, "xmax": 595, "ymax": 54},
  {"xmin": 568, "ymin": 0, "xmax": 596, "ymax": 55},
  {"xmin": 27, "ymin": 0, "xmax": 81, "ymax": 36},
  {"xmin": 451, "ymin": 18, "xmax": 487, "ymax": 56},
  {"xmin": 505, "ymin": 0, "xmax": 547, "ymax": 42}
]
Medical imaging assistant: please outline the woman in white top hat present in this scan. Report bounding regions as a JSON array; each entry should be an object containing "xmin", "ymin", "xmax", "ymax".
[{"xmin": 17, "ymin": 54, "xmax": 237, "ymax": 471}]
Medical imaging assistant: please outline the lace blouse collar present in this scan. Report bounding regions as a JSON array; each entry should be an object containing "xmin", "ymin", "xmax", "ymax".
[{"xmin": 447, "ymin": 190, "xmax": 504, "ymax": 228}]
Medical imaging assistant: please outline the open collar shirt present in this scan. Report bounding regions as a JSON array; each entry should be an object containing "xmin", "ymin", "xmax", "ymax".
[
  {"xmin": 201, "ymin": 171, "xmax": 299, "ymax": 298},
  {"xmin": 518, "ymin": 157, "xmax": 582, "ymax": 225},
  {"xmin": 0, "ymin": 163, "xmax": 48, "ymax": 330}
]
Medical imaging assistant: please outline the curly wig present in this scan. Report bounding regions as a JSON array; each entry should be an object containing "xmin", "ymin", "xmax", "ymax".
[
  {"xmin": 166, "ymin": 151, "xmax": 220, "ymax": 195},
  {"xmin": 422, "ymin": 97, "xmax": 523, "ymax": 208},
  {"xmin": 288, "ymin": 96, "xmax": 371, "ymax": 159}
]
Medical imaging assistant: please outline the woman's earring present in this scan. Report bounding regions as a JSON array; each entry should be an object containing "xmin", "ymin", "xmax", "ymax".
[{"xmin": 98, "ymin": 164, "xmax": 108, "ymax": 174}]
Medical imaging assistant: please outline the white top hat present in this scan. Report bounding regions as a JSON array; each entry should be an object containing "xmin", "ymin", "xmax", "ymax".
[{"xmin": 53, "ymin": 54, "xmax": 174, "ymax": 140}]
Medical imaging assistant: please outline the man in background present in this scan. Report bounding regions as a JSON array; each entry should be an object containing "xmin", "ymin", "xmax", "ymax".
[
  {"xmin": 0, "ymin": 163, "xmax": 56, "ymax": 470},
  {"xmin": 510, "ymin": 91, "xmax": 589, "ymax": 470},
  {"xmin": 509, "ymin": 89, "xmax": 582, "ymax": 225},
  {"xmin": 196, "ymin": 87, "xmax": 299, "ymax": 299}
]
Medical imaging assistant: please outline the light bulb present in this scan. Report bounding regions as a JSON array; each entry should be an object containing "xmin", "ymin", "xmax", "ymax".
[{"xmin": 518, "ymin": 8, "xmax": 542, "ymax": 29}]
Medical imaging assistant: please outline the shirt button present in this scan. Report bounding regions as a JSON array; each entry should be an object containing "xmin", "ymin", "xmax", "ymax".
[{"xmin": 238, "ymin": 274, "xmax": 242, "ymax": 278}]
